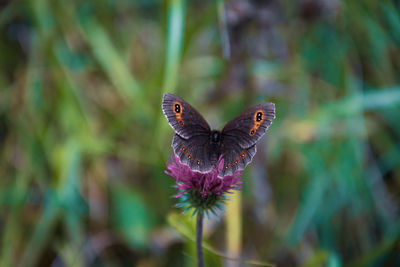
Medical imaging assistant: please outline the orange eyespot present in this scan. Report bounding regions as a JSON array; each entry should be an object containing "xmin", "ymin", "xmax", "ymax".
[
  {"xmin": 173, "ymin": 102, "xmax": 182, "ymax": 114},
  {"xmin": 185, "ymin": 153, "xmax": 193, "ymax": 160},
  {"xmin": 173, "ymin": 102, "xmax": 184, "ymax": 125},
  {"xmin": 254, "ymin": 110, "xmax": 264, "ymax": 123},
  {"xmin": 180, "ymin": 145, "xmax": 187, "ymax": 152},
  {"xmin": 249, "ymin": 109, "xmax": 264, "ymax": 135},
  {"xmin": 240, "ymin": 151, "xmax": 246, "ymax": 159},
  {"xmin": 233, "ymin": 158, "xmax": 240, "ymax": 165}
]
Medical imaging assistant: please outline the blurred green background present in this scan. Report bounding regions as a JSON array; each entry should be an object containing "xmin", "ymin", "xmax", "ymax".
[{"xmin": 1, "ymin": 0, "xmax": 400, "ymax": 266}]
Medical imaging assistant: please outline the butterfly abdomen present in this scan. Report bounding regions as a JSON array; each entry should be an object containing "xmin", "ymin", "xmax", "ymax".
[
  {"xmin": 209, "ymin": 144, "xmax": 220, "ymax": 166},
  {"xmin": 209, "ymin": 131, "xmax": 222, "ymax": 166}
]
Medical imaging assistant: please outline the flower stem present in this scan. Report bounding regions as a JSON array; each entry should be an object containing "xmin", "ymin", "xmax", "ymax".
[{"xmin": 196, "ymin": 211, "xmax": 204, "ymax": 267}]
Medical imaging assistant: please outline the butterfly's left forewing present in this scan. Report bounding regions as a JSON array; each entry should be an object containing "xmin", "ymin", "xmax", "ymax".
[
  {"xmin": 220, "ymin": 102, "xmax": 275, "ymax": 176},
  {"xmin": 162, "ymin": 93, "xmax": 210, "ymax": 139},
  {"xmin": 163, "ymin": 93, "xmax": 214, "ymax": 172}
]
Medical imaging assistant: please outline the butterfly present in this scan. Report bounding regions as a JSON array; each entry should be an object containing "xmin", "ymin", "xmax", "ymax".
[{"xmin": 162, "ymin": 93, "xmax": 275, "ymax": 177}]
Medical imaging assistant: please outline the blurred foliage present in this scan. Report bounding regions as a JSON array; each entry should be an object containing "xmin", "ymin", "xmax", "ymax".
[{"xmin": 1, "ymin": 0, "xmax": 400, "ymax": 266}]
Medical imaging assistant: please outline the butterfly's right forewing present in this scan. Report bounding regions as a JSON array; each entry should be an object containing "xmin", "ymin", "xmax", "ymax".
[
  {"xmin": 220, "ymin": 102, "xmax": 275, "ymax": 176},
  {"xmin": 222, "ymin": 103, "xmax": 275, "ymax": 148}
]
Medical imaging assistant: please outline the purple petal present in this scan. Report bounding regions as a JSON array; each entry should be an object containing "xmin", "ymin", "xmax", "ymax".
[{"xmin": 165, "ymin": 155, "xmax": 243, "ymax": 198}]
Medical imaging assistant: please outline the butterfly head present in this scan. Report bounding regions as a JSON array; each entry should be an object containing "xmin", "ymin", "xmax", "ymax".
[{"xmin": 210, "ymin": 130, "xmax": 221, "ymax": 144}]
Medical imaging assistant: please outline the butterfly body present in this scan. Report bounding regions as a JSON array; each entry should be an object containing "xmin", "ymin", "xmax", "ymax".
[
  {"xmin": 162, "ymin": 93, "xmax": 275, "ymax": 177},
  {"xmin": 209, "ymin": 130, "xmax": 222, "ymax": 165}
]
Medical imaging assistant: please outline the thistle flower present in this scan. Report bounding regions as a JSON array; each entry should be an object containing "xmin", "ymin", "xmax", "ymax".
[{"xmin": 164, "ymin": 155, "xmax": 243, "ymax": 215}]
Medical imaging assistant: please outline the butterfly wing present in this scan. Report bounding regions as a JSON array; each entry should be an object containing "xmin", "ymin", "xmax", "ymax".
[
  {"xmin": 219, "ymin": 144, "xmax": 257, "ymax": 177},
  {"xmin": 172, "ymin": 134, "xmax": 214, "ymax": 173},
  {"xmin": 220, "ymin": 102, "xmax": 275, "ymax": 176},
  {"xmin": 162, "ymin": 93, "xmax": 210, "ymax": 139},
  {"xmin": 162, "ymin": 93, "xmax": 214, "ymax": 172}
]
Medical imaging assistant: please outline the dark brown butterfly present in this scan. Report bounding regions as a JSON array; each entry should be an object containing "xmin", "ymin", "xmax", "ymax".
[{"xmin": 162, "ymin": 93, "xmax": 275, "ymax": 177}]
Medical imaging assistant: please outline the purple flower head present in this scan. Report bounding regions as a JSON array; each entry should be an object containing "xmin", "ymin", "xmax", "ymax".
[{"xmin": 165, "ymin": 155, "xmax": 243, "ymax": 215}]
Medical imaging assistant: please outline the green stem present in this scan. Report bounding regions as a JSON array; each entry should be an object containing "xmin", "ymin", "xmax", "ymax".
[{"xmin": 196, "ymin": 211, "xmax": 204, "ymax": 267}]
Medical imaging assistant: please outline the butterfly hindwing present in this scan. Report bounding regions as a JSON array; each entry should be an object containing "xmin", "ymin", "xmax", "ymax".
[
  {"xmin": 172, "ymin": 134, "xmax": 214, "ymax": 173},
  {"xmin": 219, "ymin": 144, "xmax": 256, "ymax": 177},
  {"xmin": 162, "ymin": 93, "xmax": 210, "ymax": 139}
]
